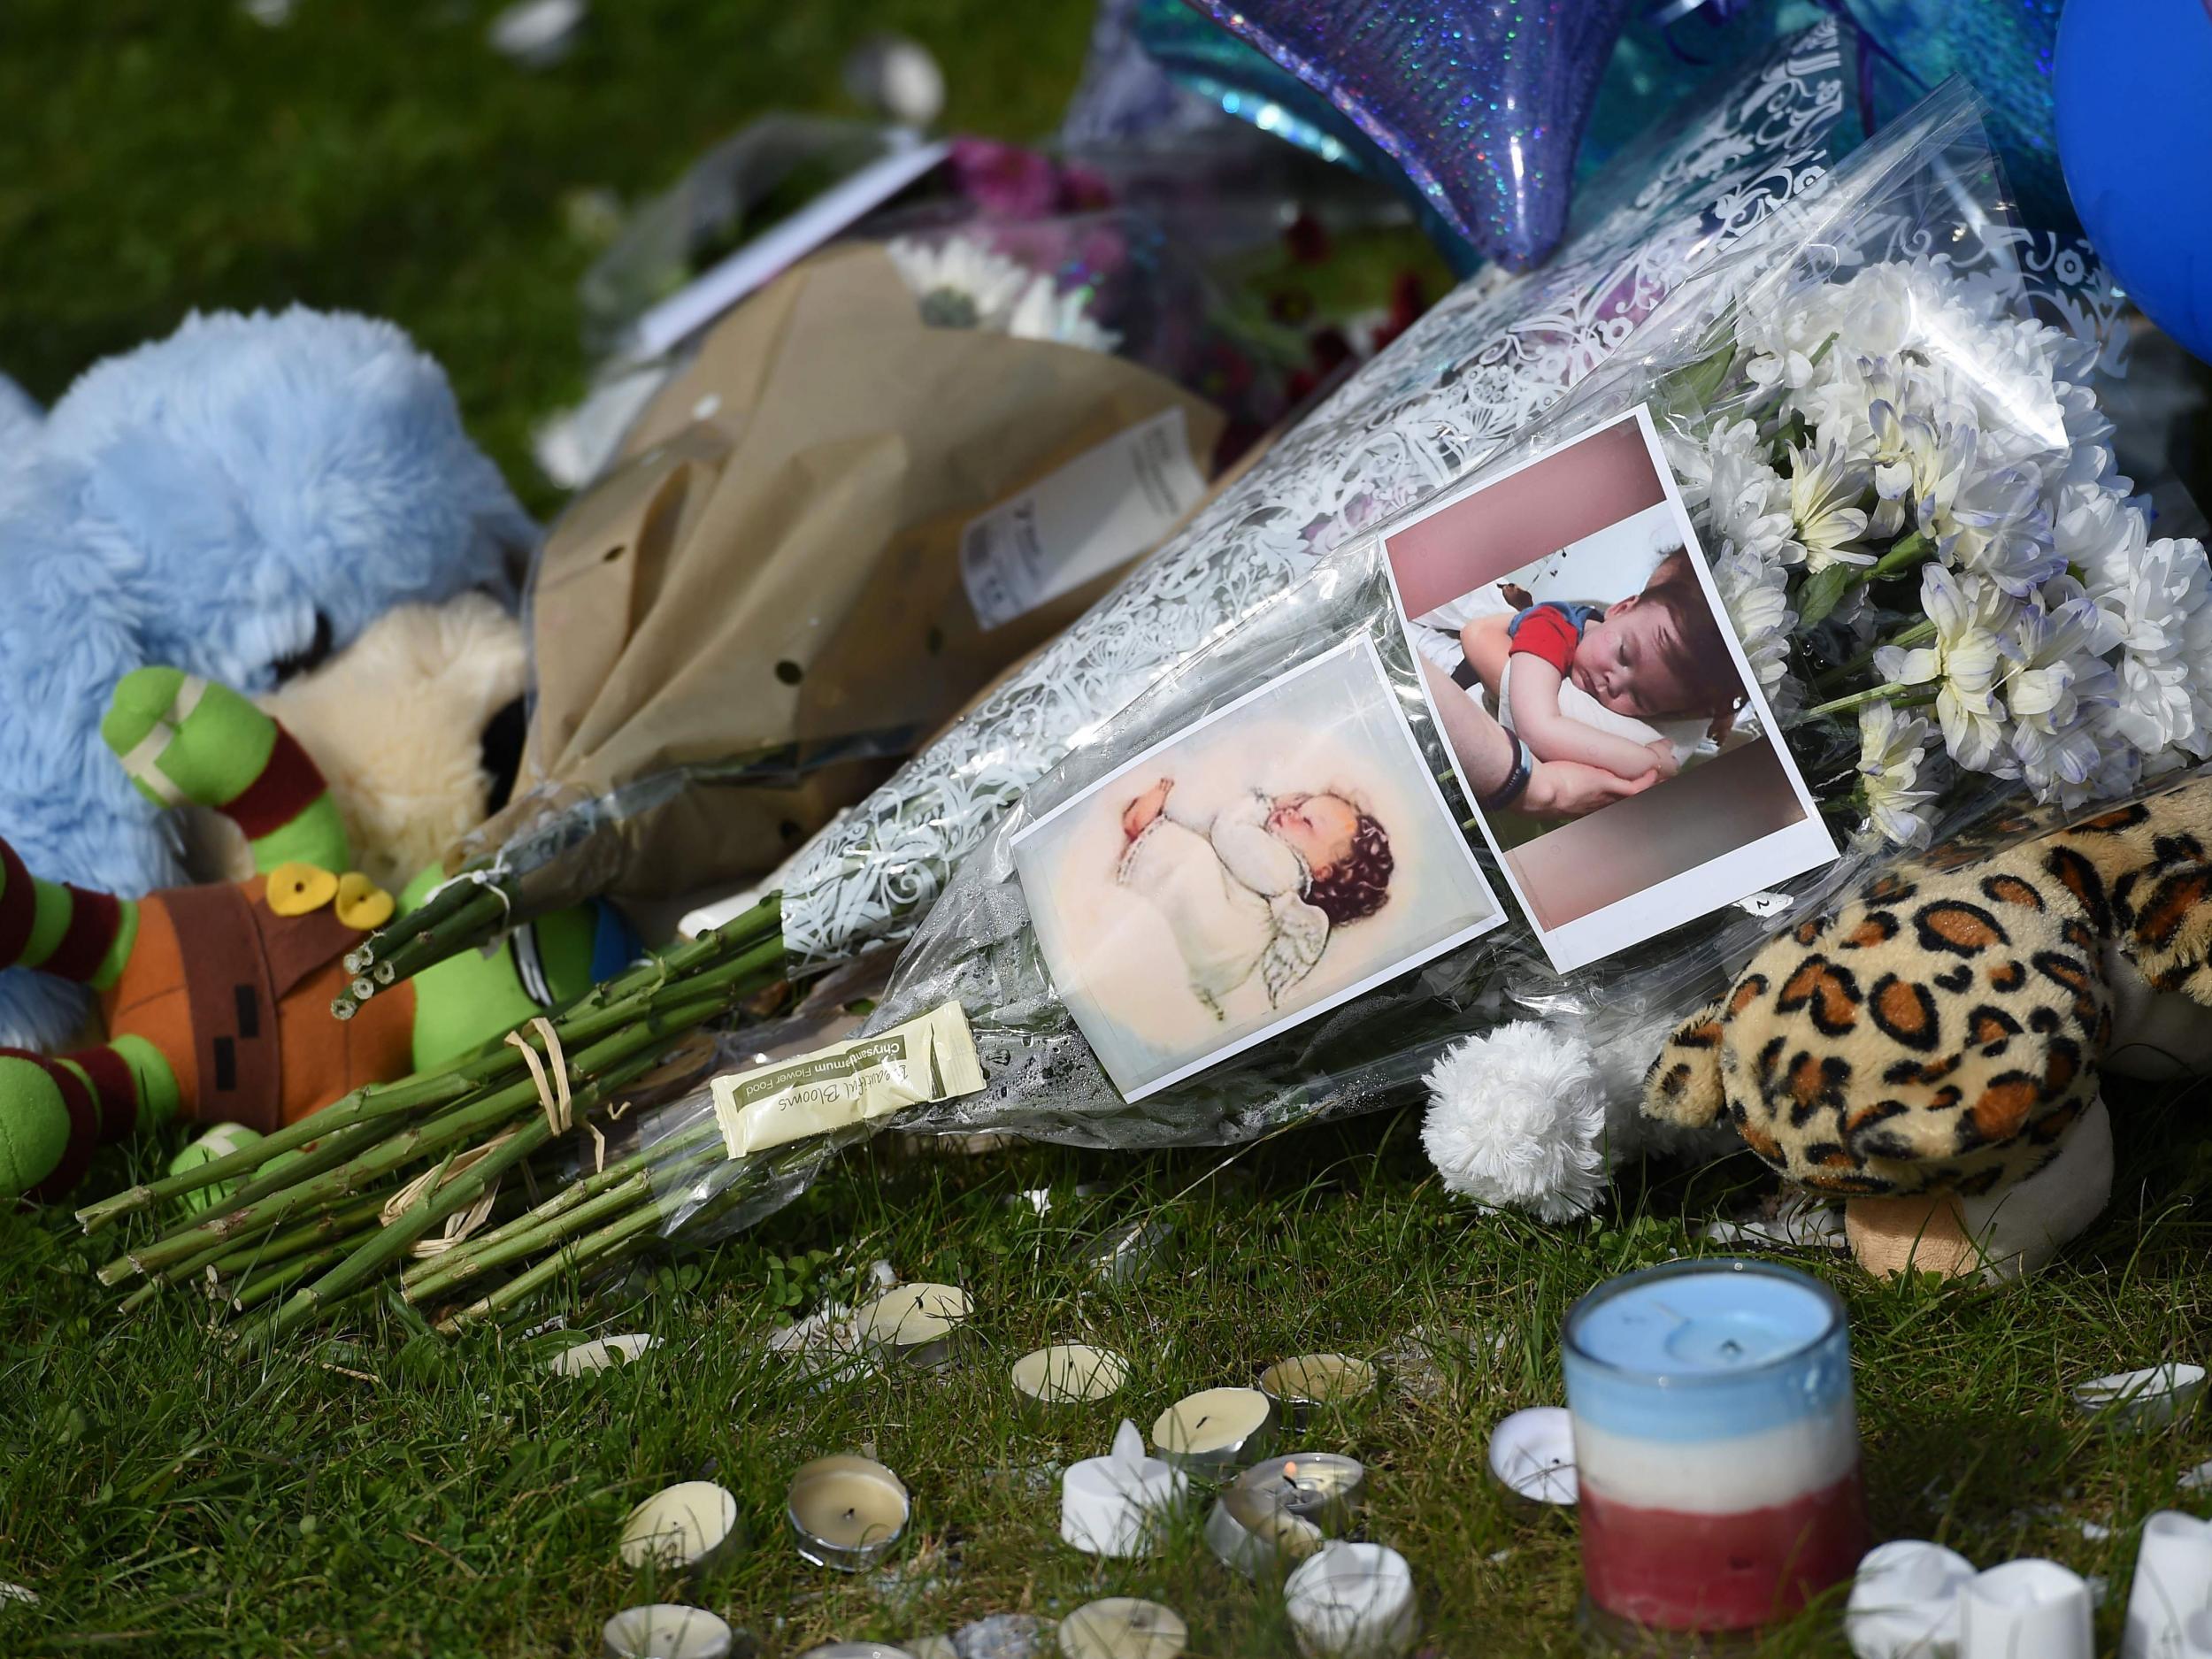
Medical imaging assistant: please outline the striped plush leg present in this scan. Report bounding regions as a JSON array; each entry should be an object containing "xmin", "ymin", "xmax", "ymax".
[
  {"xmin": 0, "ymin": 838, "xmax": 177, "ymax": 1200},
  {"xmin": 0, "ymin": 837, "xmax": 136, "ymax": 988},
  {"xmin": 101, "ymin": 665, "xmax": 349, "ymax": 874},
  {"xmin": 0, "ymin": 1039, "xmax": 179, "ymax": 1202}
]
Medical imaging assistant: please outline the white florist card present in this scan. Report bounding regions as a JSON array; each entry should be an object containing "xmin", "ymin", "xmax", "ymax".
[
  {"xmin": 1381, "ymin": 404, "xmax": 1837, "ymax": 972},
  {"xmin": 1011, "ymin": 636, "xmax": 1505, "ymax": 1102}
]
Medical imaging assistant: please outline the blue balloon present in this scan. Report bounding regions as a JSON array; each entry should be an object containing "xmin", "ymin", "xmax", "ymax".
[{"xmin": 2055, "ymin": 0, "xmax": 2212, "ymax": 363}]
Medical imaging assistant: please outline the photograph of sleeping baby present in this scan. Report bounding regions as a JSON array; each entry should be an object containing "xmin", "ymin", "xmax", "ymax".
[
  {"xmin": 1416, "ymin": 530, "xmax": 1760, "ymax": 853},
  {"xmin": 1011, "ymin": 637, "xmax": 1502, "ymax": 1101},
  {"xmin": 1385, "ymin": 406, "xmax": 1833, "ymax": 972}
]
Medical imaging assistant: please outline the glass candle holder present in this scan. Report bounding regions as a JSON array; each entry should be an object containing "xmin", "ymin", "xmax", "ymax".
[{"xmin": 1562, "ymin": 1259, "xmax": 1867, "ymax": 1645}]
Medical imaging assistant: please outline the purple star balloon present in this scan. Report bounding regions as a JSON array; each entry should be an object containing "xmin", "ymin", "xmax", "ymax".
[{"xmin": 1186, "ymin": 0, "xmax": 1635, "ymax": 269}]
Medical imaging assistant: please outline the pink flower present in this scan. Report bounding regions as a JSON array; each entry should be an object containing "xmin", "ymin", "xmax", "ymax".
[{"xmin": 949, "ymin": 138, "xmax": 1060, "ymax": 220}]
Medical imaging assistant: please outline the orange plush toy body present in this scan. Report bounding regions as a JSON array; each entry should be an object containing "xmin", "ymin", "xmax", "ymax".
[{"xmin": 0, "ymin": 667, "xmax": 618, "ymax": 1202}]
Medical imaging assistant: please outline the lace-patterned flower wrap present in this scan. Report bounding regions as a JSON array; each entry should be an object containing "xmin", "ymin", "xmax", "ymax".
[
  {"xmin": 841, "ymin": 79, "xmax": 2130, "ymax": 1152},
  {"xmin": 775, "ymin": 20, "xmax": 1863, "ymax": 972}
]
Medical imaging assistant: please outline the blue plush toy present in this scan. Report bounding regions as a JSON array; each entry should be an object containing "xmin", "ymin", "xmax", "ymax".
[{"xmin": 0, "ymin": 307, "xmax": 534, "ymax": 1049}]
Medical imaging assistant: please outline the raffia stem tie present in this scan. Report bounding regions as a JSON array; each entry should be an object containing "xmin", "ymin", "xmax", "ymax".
[
  {"xmin": 380, "ymin": 1130, "xmax": 517, "ymax": 1258},
  {"xmin": 506, "ymin": 1018, "xmax": 574, "ymax": 1134},
  {"xmin": 583, "ymin": 1100, "xmax": 633, "ymax": 1177}
]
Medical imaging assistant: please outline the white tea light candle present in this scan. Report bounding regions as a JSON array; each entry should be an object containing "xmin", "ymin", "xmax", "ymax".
[
  {"xmin": 602, "ymin": 1602, "xmax": 738, "ymax": 1659},
  {"xmin": 1209, "ymin": 1453, "xmax": 1365, "ymax": 1575},
  {"xmin": 2124, "ymin": 1511, "xmax": 2212, "ymax": 1659},
  {"xmin": 1062, "ymin": 1419, "xmax": 1187, "ymax": 1556},
  {"xmin": 1486, "ymin": 1407, "xmax": 1577, "ymax": 1506},
  {"xmin": 1059, "ymin": 1598, "xmax": 1187, "ymax": 1659},
  {"xmin": 2071, "ymin": 1363, "xmax": 2207, "ymax": 1429},
  {"xmin": 618, "ymin": 1481, "xmax": 741, "ymax": 1573},
  {"xmin": 1075, "ymin": 1217, "xmax": 1176, "ymax": 1283},
  {"xmin": 1258, "ymin": 1356, "xmax": 1376, "ymax": 1420},
  {"xmin": 1957, "ymin": 1558, "xmax": 2092, "ymax": 1659},
  {"xmin": 1150, "ymin": 1386, "xmax": 1275, "ymax": 1474},
  {"xmin": 1283, "ymin": 1540, "xmax": 1419, "ymax": 1659},
  {"xmin": 1845, "ymin": 1540, "xmax": 1975, "ymax": 1659},
  {"xmin": 854, "ymin": 1282, "xmax": 972, "ymax": 1369},
  {"xmin": 1011, "ymin": 1345, "xmax": 1128, "ymax": 1409},
  {"xmin": 549, "ymin": 1334, "xmax": 661, "ymax": 1376},
  {"xmin": 1226, "ymin": 1454, "xmax": 1366, "ymax": 1538},
  {"xmin": 1204, "ymin": 1497, "xmax": 1272, "ymax": 1576},
  {"xmin": 787, "ymin": 1455, "xmax": 910, "ymax": 1571},
  {"xmin": 952, "ymin": 1615, "xmax": 1053, "ymax": 1658}
]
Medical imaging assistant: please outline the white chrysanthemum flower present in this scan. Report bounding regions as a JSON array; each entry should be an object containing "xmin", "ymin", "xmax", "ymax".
[
  {"xmin": 2055, "ymin": 380, "xmax": 2120, "ymax": 486},
  {"xmin": 1705, "ymin": 419, "xmax": 1801, "ymax": 565},
  {"xmin": 1823, "ymin": 260, "xmax": 1932, "ymax": 359},
  {"xmin": 1905, "ymin": 420, "xmax": 2062, "ymax": 596},
  {"xmin": 1786, "ymin": 437, "xmax": 1874, "ymax": 570},
  {"xmin": 1856, "ymin": 702, "xmax": 1941, "ymax": 848},
  {"xmin": 2003, "ymin": 591, "xmax": 2120, "ymax": 804},
  {"xmin": 1004, "ymin": 273, "xmax": 1122, "ymax": 355},
  {"xmin": 1877, "ymin": 565, "xmax": 2018, "ymax": 772},
  {"xmin": 1793, "ymin": 352, "xmax": 1934, "ymax": 465},
  {"xmin": 1660, "ymin": 425, "xmax": 1713, "ymax": 511},
  {"xmin": 2055, "ymin": 483, "xmax": 2147, "ymax": 586},
  {"xmin": 885, "ymin": 233, "xmax": 1034, "ymax": 330},
  {"xmin": 1709, "ymin": 536, "xmax": 1796, "ymax": 713},
  {"xmin": 1867, "ymin": 399, "xmax": 1949, "ymax": 512},
  {"xmin": 2082, "ymin": 531, "xmax": 2212, "ymax": 757},
  {"xmin": 1956, "ymin": 313, "xmax": 2073, "ymax": 465}
]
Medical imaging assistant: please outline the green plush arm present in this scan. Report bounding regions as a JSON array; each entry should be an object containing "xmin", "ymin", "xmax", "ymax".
[{"xmin": 102, "ymin": 666, "xmax": 351, "ymax": 875}]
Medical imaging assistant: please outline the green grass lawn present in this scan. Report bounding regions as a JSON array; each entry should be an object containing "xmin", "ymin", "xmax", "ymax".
[
  {"xmin": 0, "ymin": 0, "xmax": 1096, "ymax": 515},
  {"xmin": 4, "ymin": 1081, "xmax": 2209, "ymax": 1656},
  {"xmin": 4, "ymin": 4, "xmax": 2212, "ymax": 1656}
]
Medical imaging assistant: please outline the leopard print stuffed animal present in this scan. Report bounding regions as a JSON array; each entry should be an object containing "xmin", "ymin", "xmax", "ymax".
[{"xmin": 1643, "ymin": 772, "xmax": 2212, "ymax": 1272}]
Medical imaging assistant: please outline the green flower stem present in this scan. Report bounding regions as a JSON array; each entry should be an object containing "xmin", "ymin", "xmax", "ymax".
[
  {"xmin": 365, "ymin": 883, "xmax": 514, "ymax": 987},
  {"xmin": 347, "ymin": 872, "xmax": 488, "ymax": 973},
  {"xmin": 111, "ymin": 1189, "xmax": 398, "ymax": 1297},
  {"xmin": 403, "ymin": 1170, "xmax": 656, "ymax": 1303},
  {"xmin": 202, "ymin": 1191, "xmax": 396, "ymax": 1279},
  {"xmin": 79, "ymin": 1064, "xmax": 478, "ymax": 1234},
  {"xmin": 263, "ymin": 1126, "xmax": 537, "ymax": 1342},
  {"xmin": 121, "ymin": 972, "xmax": 750, "ymax": 1284},
  {"xmin": 1816, "ymin": 616, "xmax": 1938, "ymax": 692},
  {"xmin": 442, "ymin": 1156, "xmax": 770, "ymax": 1334},
  {"xmin": 227, "ymin": 1239, "xmax": 360, "ymax": 1313},
  {"xmin": 404, "ymin": 1130, "xmax": 722, "ymax": 1303},
  {"xmin": 249, "ymin": 986, "xmax": 753, "ymax": 1340},
  {"xmin": 435, "ymin": 1197, "xmax": 670, "ymax": 1335},
  {"xmin": 1801, "ymin": 680, "xmax": 1917, "ymax": 721},
  {"xmin": 101, "ymin": 912, "xmax": 783, "ymax": 1328},
  {"xmin": 406, "ymin": 1133, "xmax": 665, "ymax": 1271},
  {"xmin": 1876, "ymin": 532, "xmax": 1933, "ymax": 573}
]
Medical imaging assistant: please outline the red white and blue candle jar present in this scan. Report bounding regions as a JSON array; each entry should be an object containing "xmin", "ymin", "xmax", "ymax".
[{"xmin": 1562, "ymin": 1259, "xmax": 1868, "ymax": 1647}]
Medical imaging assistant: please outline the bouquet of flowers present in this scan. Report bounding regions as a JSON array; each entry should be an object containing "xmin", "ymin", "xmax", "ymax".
[
  {"xmin": 733, "ymin": 81, "xmax": 2188, "ymax": 1194},
  {"xmin": 1659, "ymin": 240, "xmax": 2206, "ymax": 846},
  {"xmin": 81, "ymin": 37, "xmax": 2192, "ymax": 1339}
]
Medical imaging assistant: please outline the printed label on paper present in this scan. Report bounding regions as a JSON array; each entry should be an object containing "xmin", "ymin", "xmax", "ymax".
[
  {"xmin": 710, "ymin": 1001, "xmax": 984, "ymax": 1157},
  {"xmin": 961, "ymin": 407, "xmax": 1206, "ymax": 631}
]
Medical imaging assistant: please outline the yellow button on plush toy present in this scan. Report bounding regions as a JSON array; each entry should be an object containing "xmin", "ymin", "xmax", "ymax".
[
  {"xmin": 265, "ymin": 863, "xmax": 338, "ymax": 916},
  {"xmin": 334, "ymin": 872, "xmax": 395, "ymax": 932}
]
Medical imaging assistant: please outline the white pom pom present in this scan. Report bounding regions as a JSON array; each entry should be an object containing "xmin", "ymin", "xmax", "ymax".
[{"xmin": 1421, "ymin": 1021, "xmax": 1610, "ymax": 1223}]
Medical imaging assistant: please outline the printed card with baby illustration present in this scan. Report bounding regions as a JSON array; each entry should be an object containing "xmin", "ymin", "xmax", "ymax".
[
  {"xmin": 1010, "ymin": 638, "xmax": 1504, "ymax": 1102},
  {"xmin": 1381, "ymin": 404, "xmax": 1836, "ymax": 972}
]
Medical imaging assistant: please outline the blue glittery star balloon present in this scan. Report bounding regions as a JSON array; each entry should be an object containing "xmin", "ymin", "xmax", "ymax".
[{"xmin": 1184, "ymin": 0, "xmax": 1636, "ymax": 269}]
